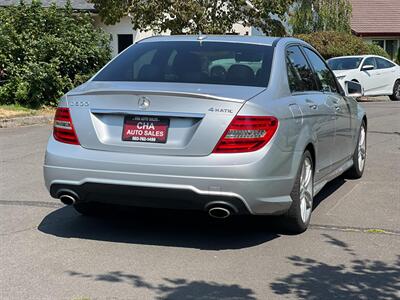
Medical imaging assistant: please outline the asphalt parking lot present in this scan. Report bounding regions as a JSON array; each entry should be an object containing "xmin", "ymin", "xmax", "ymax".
[{"xmin": 1, "ymin": 101, "xmax": 399, "ymax": 300}]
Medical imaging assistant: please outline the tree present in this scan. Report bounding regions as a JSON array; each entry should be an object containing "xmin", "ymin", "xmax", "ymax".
[
  {"xmin": 89, "ymin": 0, "xmax": 295, "ymax": 36},
  {"xmin": 289, "ymin": 0, "xmax": 352, "ymax": 35},
  {"xmin": 0, "ymin": 1, "xmax": 111, "ymax": 107}
]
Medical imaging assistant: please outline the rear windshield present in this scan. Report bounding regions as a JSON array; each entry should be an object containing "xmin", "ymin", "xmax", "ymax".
[
  {"xmin": 93, "ymin": 41, "xmax": 274, "ymax": 87},
  {"xmin": 327, "ymin": 57, "xmax": 362, "ymax": 70}
]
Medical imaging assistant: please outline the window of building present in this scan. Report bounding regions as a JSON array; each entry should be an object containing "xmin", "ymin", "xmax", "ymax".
[
  {"xmin": 385, "ymin": 40, "xmax": 398, "ymax": 60},
  {"xmin": 372, "ymin": 40, "xmax": 384, "ymax": 49},
  {"xmin": 372, "ymin": 39, "xmax": 399, "ymax": 61},
  {"xmin": 118, "ymin": 34, "xmax": 134, "ymax": 53}
]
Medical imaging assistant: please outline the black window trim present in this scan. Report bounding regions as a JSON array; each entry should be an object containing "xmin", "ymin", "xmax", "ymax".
[
  {"xmin": 361, "ymin": 56, "xmax": 377, "ymax": 70},
  {"xmin": 300, "ymin": 45, "xmax": 345, "ymax": 96},
  {"xmin": 285, "ymin": 43, "xmax": 320, "ymax": 95}
]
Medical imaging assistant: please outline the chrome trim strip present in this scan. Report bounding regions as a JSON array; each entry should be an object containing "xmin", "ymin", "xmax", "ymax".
[{"xmin": 91, "ymin": 109, "xmax": 205, "ymax": 119}]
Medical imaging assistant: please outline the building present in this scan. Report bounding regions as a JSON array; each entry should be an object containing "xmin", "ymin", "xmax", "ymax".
[
  {"xmin": 0, "ymin": 0, "xmax": 252, "ymax": 57},
  {"xmin": 350, "ymin": 0, "xmax": 400, "ymax": 60}
]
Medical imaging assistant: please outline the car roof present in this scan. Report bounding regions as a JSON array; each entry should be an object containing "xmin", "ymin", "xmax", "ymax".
[
  {"xmin": 328, "ymin": 55, "xmax": 392, "ymax": 60},
  {"xmin": 138, "ymin": 35, "xmax": 287, "ymax": 46}
]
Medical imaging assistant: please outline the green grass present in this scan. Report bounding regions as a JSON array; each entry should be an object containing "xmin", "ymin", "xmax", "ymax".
[
  {"xmin": 365, "ymin": 229, "xmax": 388, "ymax": 234},
  {"xmin": 0, "ymin": 104, "xmax": 35, "ymax": 112},
  {"xmin": 0, "ymin": 104, "xmax": 55, "ymax": 119}
]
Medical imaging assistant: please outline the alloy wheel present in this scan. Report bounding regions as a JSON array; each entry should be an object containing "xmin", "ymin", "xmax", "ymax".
[
  {"xmin": 358, "ymin": 125, "xmax": 366, "ymax": 172},
  {"xmin": 299, "ymin": 157, "xmax": 313, "ymax": 223},
  {"xmin": 395, "ymin": 82, "xmax": 400, "ymax": 97}
]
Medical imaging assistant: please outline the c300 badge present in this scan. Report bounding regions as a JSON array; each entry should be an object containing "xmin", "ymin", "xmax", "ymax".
[{"xmin": 69, "ymin": 101, "xmax": 89, "ymax": 107}]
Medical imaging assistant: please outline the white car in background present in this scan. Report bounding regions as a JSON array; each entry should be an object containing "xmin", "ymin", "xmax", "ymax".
[{"xmin": 327, "ymin": 55, "xmax": 400, "ymax": 101}]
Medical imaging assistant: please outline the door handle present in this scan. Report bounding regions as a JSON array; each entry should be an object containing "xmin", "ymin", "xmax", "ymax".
[
  {"xmin": 306, "ymin": 99, "xmax": 318, "ymax": 110},
  {"xmin": 334, "ymin": 105, "xmax": 341, "ymax": 112}
]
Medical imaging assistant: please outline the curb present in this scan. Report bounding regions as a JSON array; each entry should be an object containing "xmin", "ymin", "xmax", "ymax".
[
  {"xmin": 0, "ymin": 114, "xmax": 53, "ymax": 128},
  {"xmin": 357, "ymin": 96, "xmax": 390, "ymax": 102}
]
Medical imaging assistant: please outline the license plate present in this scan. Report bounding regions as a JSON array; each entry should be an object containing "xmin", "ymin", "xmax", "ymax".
[{"xmin": 122, "ymin": 115, "xmax": 169, "ymax": 143}]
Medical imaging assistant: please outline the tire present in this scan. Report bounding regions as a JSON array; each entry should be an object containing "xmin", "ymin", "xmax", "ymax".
[
  {"xmin": 284, "ymin": 150, "xmax": 314, "ymax": 233},
  {"xmin": 345, "ymin": 121, "xmax": 367, "ymax": 179},
  {"xmin": 389, "ymin": 80, "xmax": 400, "ymax": 101},
  {"xmin": 73, "ymin": 202, "xmax": 102, "ymax": 216}
]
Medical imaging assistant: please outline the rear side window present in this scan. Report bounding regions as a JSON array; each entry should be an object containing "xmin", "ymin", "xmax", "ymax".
[
  {"xmin": 303, "ymin": 47, "xmax": 339, "ymax": 93},
  {"xmin": 94, "ymin": 41, "xmax": 274, "ymax": 87},
  {"xmin": 286, "ymin": 46, "xmax": 317, "ymax": 92},
  {"xmin": 376, "ymin": 57, "xmax": 395, "ymax": 69}
]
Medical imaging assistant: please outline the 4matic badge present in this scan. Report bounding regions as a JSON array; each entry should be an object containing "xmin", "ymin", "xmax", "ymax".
[{"xmin": 208, "ymin": 107, "xmax": 233, "ymax": 113}]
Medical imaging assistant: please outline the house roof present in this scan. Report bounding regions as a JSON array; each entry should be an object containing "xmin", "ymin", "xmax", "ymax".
[
  {"xmin": 0, "ymin": 0, "xmax": 94, "ymax": 11},
  {"xmin": 350, "ymin": 0, "xmax": 400, "ymax": 36}
]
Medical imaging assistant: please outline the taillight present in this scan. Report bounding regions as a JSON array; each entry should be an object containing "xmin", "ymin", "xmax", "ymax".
[
  {"xmin": 213, "ymin": 116, "xmax": 278, "ymax": 153},
  {"xmin": 53, "ymin": 107, "xmax": 80, "ymax": 145}
]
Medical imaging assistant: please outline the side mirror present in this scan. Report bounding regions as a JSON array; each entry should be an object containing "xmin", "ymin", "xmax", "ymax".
[
  {"xmin": 345, "ymin": 81, "xmax": 363, "ymax": 98},
  {"xmin": 361, "ymin": 64, "xmax": 374, "ymax": 71}
]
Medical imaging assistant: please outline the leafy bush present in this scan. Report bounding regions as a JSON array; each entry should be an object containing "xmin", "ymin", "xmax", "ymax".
[
  {"xmin": 296, "ymin": 31, "xmax": 390, "ymax": 60},
  {"xmin": 365, "ymin": 43, "xmax": 391, "ymax": 59},
  {"xmin": 0, "ymin": 1, "xmax": 111, "ymax": 107}
]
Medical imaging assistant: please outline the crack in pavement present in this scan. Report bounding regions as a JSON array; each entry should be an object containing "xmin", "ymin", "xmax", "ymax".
[
  {"xmin": 310, "ymin": 224, "xmax": 400, "ymax": 236},
  {"xmin": 0, "ymin": 200, "xmax": 61, "ymax": 208},
  {"xmin": 369, "ymin": 130, "xmax": 400, "ymax": 136}
]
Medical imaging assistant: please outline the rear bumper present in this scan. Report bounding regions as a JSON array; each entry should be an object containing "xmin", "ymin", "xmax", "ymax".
[
  {"xmin": 50, "ymin": 182, "xmax": 251, "ymax": 214},
  {"xmin": 44, "ymin": 137, "xmax": 299, "ymax": 215}
]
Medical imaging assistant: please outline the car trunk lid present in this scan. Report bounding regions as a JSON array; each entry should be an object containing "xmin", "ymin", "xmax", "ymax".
[{"xmin": 67, "ymin": 81, "xmax": 265, "ymax": 156}]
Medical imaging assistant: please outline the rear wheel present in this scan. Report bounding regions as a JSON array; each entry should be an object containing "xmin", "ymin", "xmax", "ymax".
[
  {"xmin": 284, "ymin": 150, "xmax": 314, "ymax": 233},
  {"xmin": 389, "ymin": 80, "xmax": 400, "ymax": 101},
  {"xmin": 345, "ymin": 121, "xmax": 366, "ymax": 179}
]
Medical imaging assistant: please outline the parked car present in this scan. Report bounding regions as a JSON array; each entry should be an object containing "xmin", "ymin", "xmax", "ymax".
[
  {"xmin": 327, "ymin": 55, "xmax": 400, "ymax": 101},
  {"xmin": 44, "ymin": 36, "xmax": 367, "ymax": 233}
]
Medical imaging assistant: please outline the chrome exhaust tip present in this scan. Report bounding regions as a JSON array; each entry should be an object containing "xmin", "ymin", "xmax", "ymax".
[
  {"xmin": 59, "ymin": 194, "xmax": 76, "ymax": 206},
  {"xmin": 208, "ymin": 207, "xmax": 231, "ymax": 219}
]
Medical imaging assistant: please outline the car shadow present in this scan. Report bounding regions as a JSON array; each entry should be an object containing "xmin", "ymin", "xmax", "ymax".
[
  {"xmin": 38, "ymin": 177, "xmax": 346, "ymax": 250},
  {"xmin": 38, "ymin": 205, "xmax": 283, "ymax": 250},
  {"xmin": 313, "ymin": 177, "xmax": 346, "ymax": 210}
]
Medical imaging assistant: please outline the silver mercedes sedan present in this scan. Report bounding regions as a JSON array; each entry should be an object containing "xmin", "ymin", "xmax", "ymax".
[{"xmin": 44, "ymin": 35, "xmax": 367, "ymax": 233}]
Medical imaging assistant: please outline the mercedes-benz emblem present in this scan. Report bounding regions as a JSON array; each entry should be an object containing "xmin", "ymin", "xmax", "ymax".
[{"xmin": 138, "ymin": 96, "xmax": 150, "ymax": 110}]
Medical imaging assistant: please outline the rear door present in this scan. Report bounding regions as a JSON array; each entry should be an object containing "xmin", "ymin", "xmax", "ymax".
[
  {"xmin": 286, "ymin": 45, "xmax": 336, "ymax": 181},
  {"xmin": 302, "ymin": 47, "xmax": 353, "ymax": 166}
]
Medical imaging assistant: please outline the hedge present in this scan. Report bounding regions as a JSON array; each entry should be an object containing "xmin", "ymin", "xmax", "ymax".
[
  {"xmin": 0, "ymin": 1, "xmax": 111, "ymax": 108},
  {"xmin": 296, "ymin": 31, "xmax": 390, "ymax": 60}
]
